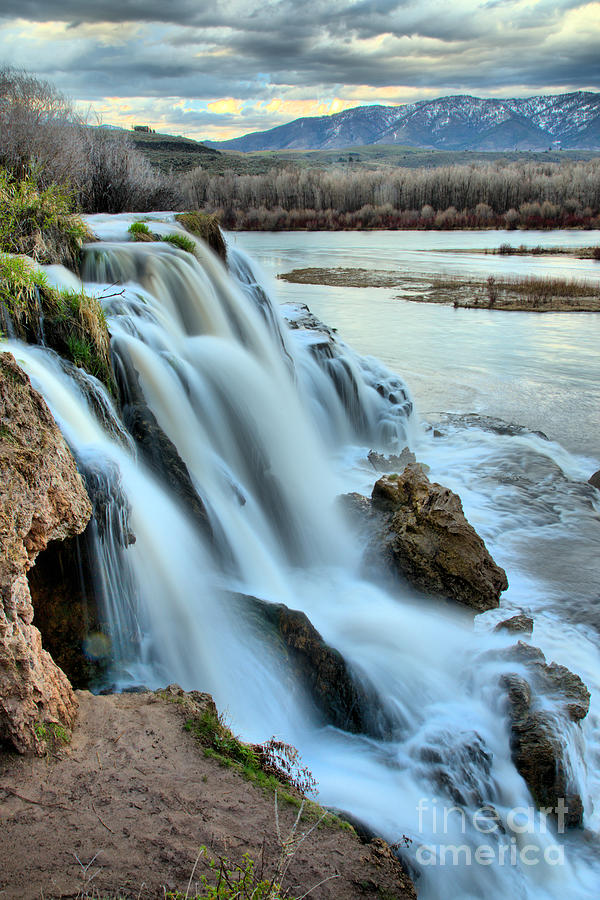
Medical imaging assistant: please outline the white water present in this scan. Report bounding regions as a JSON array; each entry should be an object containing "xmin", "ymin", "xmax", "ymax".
[{"xmin": 3, "ymin": 219, "xmax": 600, "ymax": 899}]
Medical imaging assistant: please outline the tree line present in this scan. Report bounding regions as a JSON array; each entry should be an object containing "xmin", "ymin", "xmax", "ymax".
[{"xmin": 181, "ymin": 161, "xmax": 600, "ymax": 230}]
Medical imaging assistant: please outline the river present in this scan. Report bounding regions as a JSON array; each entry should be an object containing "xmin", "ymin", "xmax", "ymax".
[
  {"xmin": 5, "ymin": 220, "xmax": 600, "ymax": 900},
  {"xmin": 232, "ymin": 230, "xmax": 600, "ymax": 457}
]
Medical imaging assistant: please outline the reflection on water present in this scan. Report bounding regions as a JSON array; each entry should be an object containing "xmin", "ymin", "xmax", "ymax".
[{"xmin": 233, "ymin": 230, "xmax": 600, "ymax": 456}]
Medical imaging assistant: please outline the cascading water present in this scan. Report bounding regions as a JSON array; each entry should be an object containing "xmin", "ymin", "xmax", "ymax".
[{"xmin": 3, "ymin": 214, "xmax": 600, "ymax": 900}]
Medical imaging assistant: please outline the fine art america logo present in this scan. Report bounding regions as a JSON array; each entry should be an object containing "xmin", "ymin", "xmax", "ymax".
[{"xmin": 414, "ymin": 798, "xmax": 568, "ymax": 867}]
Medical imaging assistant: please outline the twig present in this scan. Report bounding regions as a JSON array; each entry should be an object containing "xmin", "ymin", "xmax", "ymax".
[
  {"xmin": 297, "ymin": 873, "xmax": 341, "ymax": 898},
  {"xmin": 185, "ymin": 847, "xmax": 204, "ymax": 900},
  {"xmin": 91, "ymin": 800, "xmax": 115, "ymax": 834},
  {"xmin": 1, "ymin": 785, "xmax": 70, "ymax": 810}
]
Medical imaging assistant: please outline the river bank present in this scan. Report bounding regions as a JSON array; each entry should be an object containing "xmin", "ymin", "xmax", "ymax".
[{"xmin": 0, "ymin": 689, "xmax": 415, "ymax": 900}]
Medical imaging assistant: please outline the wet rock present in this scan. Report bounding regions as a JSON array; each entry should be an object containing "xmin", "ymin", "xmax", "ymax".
[
  {"xmin": 241, "ymin": 595, "xmax": 397, "ymax": 739},
  {"xmin": 27, "ymin": 530, "xmax": 108, "ymax": 689},
  {"xmin": 367, "ymin": 447, "xmax": 416, "ymax": 472},
  {"xmin": 114, "ymin": 355, "xmax": 213, "ymax": 541},
  {"xmin": 369, "ymin": 465, "xmax": 508, "ymax": 612},
  {"xmin": 0, "ymin": 353, "xmax": 91, "ymax": 753},
  {"xmin": 498, "ymin": 642, "xmax": 590, "ymax": 827},
  {"xmin": 494, "ymin": 614, "xmax": 534, "ymax": 635},
  {"xmin": 589, "ymin": 469, "xmax": 600, "ymax": 490}
]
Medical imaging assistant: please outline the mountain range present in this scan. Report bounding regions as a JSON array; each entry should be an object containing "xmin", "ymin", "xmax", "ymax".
[{"xmin": 206, "ymin": 92, "xmax": 600, "ymax": 153}]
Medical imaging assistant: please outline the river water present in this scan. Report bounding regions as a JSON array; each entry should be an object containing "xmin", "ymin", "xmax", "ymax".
[
  {"xmin": 232, "ymin": 230, "xmax": 600, "ymax": 457},
  {"xmin": 4, "ymin": 222, "xmax": 600, "ymax": 900},
  {"xmin": 232, "ymin": 228, "xmax": 600, "ymax": 894}
]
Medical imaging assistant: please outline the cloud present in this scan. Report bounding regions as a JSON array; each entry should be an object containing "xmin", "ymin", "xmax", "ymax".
[{"xmin": 0, "ymin": 1, "xmax": 596, "ymax": 140}]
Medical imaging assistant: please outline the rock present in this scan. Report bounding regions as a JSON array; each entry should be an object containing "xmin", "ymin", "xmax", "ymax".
[
  {"xmin": 114, "ymin": 354, "xmax": 214, "ymax": 542},
  {"xmin": 498, "ymin": 642, "xmax": 590, "ymax": 827},
  {"xmin": 589, "ymin": 469, "xmax": 600, "ymax": 489},
  {"xmin": 367, "ymin": 447, "xmax": 416, "ymax": 472},
  {"xmin": 241, "ymin": 595, "xmax": 397, "ymax": 739},
  {"xmin": 494, "ymin": 614, "xmax": 534, "ymax": 635},
  {"xmin": 369, "ymin": 465, "xmax": 508, "ymax": 612},
  {"xmin": 27, "ymin": 530, "xmax": 109, "ymax": 689},
  {"xmin": 0, "ymin": 353, "xmax": 91, "ymax": 753}
]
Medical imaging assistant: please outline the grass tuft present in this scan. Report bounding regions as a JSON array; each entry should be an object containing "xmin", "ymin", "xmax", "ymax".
[
  {"xmin": 0, "ymin": 254, "xmax": 115, "ymax": 392},
  {"xmin": 0, "ymin": 167, "xmax": 90, "ymax": 269},
  {"xmin": 161, "ymin": 232, "xmax": 197, "ymax": 255},
  {"xmin": 176, "ymin": 211, "xmax": 227, "ymax": 260}
]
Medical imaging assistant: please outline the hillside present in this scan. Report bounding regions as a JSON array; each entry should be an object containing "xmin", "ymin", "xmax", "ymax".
[
  {"xmin": 126, "ymin": 128, "xmax": 221, "ymax": 172},
  {"xmin": 206, "ymin": 91, "xmax": 600, "ymax": 153}
]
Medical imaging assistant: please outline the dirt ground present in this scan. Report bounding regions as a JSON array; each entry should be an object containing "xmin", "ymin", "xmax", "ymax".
[{"xmin": 0, "ymin": 691, "xmax": 416, "ymax": 900}]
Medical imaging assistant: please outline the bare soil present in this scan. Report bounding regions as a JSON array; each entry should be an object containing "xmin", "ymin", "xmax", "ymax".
[{"xmin": 0, "ymin": 691, "xmax": 416, "ymax": 900}]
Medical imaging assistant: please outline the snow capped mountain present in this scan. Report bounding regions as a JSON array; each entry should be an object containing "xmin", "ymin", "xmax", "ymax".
[{"xmin": 207, "ymin": 92, "xmax": 600, "ymax": 152}]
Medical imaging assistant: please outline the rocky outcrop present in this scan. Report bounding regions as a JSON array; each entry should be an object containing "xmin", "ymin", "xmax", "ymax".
[
  {"xmin": 494, "ymin": 614, "xmax": 534, "ymax": 634},
  {"xmin": 589, "ymin": 469, "xmax": 600, "ymax": 490},
  {"xmin": 241, "ymin": 595, "xmax": 397, "ymax": 739},
  {"xmin": 498, "ymin": 642, "xmax": 590, "ymax": 827},
  {"xmin": 343, "ymin": 464, "xmax": 508, "ymax": 612},
  {"xmin": 0, "ymin": 352, "xmax": 91, "ymax": 753}
]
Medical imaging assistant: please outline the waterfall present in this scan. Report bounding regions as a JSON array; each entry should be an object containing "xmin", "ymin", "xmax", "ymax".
[{"xmin": 3, "ymin": 214, "xmax": 599, "ymax": 900}]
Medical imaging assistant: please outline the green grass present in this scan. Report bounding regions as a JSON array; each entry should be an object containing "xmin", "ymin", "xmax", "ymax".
[
  {"xmin": 0, "ymin": 254, "xmax": 49, "ymax": 319},
  {"xmin": 0, "ymin": 167, "xmax": 90, "ymax": 268},
  {"xmin": 176, "ymin": 211, "xmax": 227, "ymax": 260},
  {"xmin": 160, "ymin": 691, "xmax": 351, "ymax": 831},
  {"xmin": 162, "ymin": 232, "xmax": 197, "ymax": 254},
  {"xmin": 0, "ymin": 255, "xmax": 115, "ymax": 392},
  {"xmin": 33, "ymin": 721, "xmax": 71, "ymax": 748},
  {"xmin": 128, "ymin": 221, "xmax": 151, "ymax": 235}
]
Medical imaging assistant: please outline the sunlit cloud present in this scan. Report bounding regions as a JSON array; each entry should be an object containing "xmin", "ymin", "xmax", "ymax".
[
  {"xmin": 207, "ymin": 98, "xmax": 244, "ymax": 115},
  {"xmin": 0, "ymin": 1, "xmax": 596, "ymax": 140}
]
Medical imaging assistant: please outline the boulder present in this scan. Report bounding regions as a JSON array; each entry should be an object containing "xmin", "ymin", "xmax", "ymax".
[
  {"xmin": 241, "ymin": 595, "xmax": 397, "ymax": 739},
  {"xmin": 0, "ymin": 352, "xmax": 91, "ymax": 752},
  {"xmin": 498, "ymin": 642, "xmax": 590, "ymax": 827},
  {"xmin": 494, "ymin": 614, "xmax": 534, "ymax": 635},
  {"xmin": 366, "ymin": 465, "xmax": 508, "ymax": 612},
  {"xmin": 588, "ymin": 469, "xmax": 600, "ymax": 490}
]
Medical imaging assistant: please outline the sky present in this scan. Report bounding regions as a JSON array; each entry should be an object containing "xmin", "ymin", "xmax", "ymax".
[{"xmin": 0, "ymin": 1, "xmax": 598, "ymax": 142}]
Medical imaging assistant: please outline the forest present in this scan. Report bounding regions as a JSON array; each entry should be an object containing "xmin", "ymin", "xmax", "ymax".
[{"xmin": 181, "ymin": 161, "xmax": 600, "ymax": 230}]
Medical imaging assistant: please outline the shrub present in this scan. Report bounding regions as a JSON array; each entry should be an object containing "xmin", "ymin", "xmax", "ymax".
[
  {"xmin": 77, "ymin": 128, "xmax": 182, "ymax": 214},
  {"xmin": 0, "ymin": 66, "xmax": 183, "ymax": 214},
  {"xmin": 0, "ymin": 65, "xmax": 83, "ymax": 187}
]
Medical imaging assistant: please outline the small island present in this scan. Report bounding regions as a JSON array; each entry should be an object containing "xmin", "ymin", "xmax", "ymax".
[{"xmin": 279, "ymin": 267, "xmax": 600, "ymax": 312}]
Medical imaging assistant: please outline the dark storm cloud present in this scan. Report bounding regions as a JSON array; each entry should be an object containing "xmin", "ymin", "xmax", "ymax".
[{"xmin": 0, "ymin": 0, "xmax": 596, "ymax": 138}]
